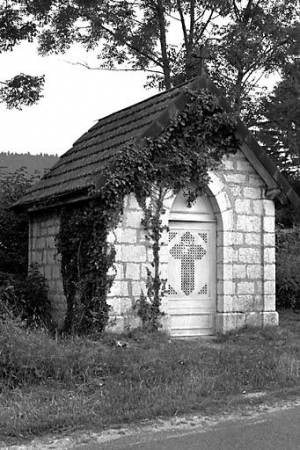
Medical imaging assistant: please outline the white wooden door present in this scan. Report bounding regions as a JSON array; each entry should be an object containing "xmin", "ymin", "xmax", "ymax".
[{"xmin": 168, "ymin": 221, "xmax": 216, "ymax": 337}]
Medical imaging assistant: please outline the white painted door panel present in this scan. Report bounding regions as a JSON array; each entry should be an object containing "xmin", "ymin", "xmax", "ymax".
[{"xmin": 168, "ymin": 221, "xmax": 216, "ymax": 337}]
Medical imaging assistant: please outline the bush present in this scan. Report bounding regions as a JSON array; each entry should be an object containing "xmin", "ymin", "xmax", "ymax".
[
  {"xmin": 0, "ymin": 266, "xmax": 53, "ymax": 330},
  {"xmin": 276, "ymin": 227, "xmax": 300, "ymax": 309},
  {"xmin": 0, "ymin": 168, "xmax": 53, "ymax": 330},
  {"xmin": 0, "ymin": 168, "xmax": 39, "ymax": 276}
]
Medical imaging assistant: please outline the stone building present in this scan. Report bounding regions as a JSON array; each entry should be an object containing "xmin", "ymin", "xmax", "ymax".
[{"xmin": 16, "ymin": 76, "xmax": 300, "ymax": 337}]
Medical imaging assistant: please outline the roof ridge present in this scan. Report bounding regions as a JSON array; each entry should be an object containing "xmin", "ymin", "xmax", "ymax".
[
  {"xmin": 68, "ymin": 78, "xmax": 196, "ymax": 151},
  {"xmin": 90, "ymin": 78, "xmax": 195, "ymax": 126},
  {"xmin": 15, "ymin": 75, "xmax": 300, "ymax": 211}
]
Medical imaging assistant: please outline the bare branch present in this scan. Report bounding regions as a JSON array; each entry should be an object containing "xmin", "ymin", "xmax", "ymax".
[
  {"xmin": 176, "ymin": 0, "xmax": 188, "ymax": 49},
  {"xmin": 232, "ymin": 0, "xmax": 241, "ymax": 21},
  {"xmin": 62, "ymin": 60, "xmax": 164, "ymax": 75},
  {"xmin": 243, "ymin": 69, "xmax": 266, "ymax": 86},
  {"xmin": 164, "ymin": 11, "xmax": 181, "ymax": 22},
  {"xmin": 197, "ymin": 9, "xmax": 215, "ymax": 42}
]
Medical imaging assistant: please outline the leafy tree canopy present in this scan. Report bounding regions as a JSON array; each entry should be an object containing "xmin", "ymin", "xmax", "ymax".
[
  {"xmin": 0, "ymin": 168, "xmax": 53, "ymax": 330},
  {"xmin": 1, "ymin": 0, "xmax": 300, "ymax": 181},
  {"xmin": 1, "ymin": 0, "xmax": 300, "ymax": 119},
  {"xmin": 256, "ymin": 60, "xmax": 300, "ymax": 224},
  {"xmin": 0, "ymin": 1, "xmax": 44, "ymax": 109},
  {"xmin": 258, "ymin": 60, "xmax": 300, "ymax": 174},
  {"xmin": 27, "ymin": 0, "xmax": 300, "ymax": 122},
  {"xmin": 0, "ymin": 167, "xmax": 39, "ymax": 274}
]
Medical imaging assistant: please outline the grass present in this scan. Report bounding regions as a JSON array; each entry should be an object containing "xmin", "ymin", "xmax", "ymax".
[{"xmin": 1, "ymin": 310, "xmax": 300, "ymax": 443}]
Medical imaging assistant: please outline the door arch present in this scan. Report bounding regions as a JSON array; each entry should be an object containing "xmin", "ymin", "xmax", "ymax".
[{"xmin": 167, "ymin": 191, "xmax": 216, "ymax": 337}]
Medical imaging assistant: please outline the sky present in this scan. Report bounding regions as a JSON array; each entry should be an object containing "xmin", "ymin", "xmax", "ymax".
[{"xmin": 0, "ymin": 42, "xmax": 157, "ymax": 156}]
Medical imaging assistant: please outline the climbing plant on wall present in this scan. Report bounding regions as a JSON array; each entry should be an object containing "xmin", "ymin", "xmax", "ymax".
[
  {"xmin": 133, "ymin": 185, "xmax": 169, "ymax": 331},
  {"xmin": 57, "ymin": 201, "xmax": 117, "ymax": 335},
  {"xmin": 57, "ymin": 88, "xmax": 239, "ymax": 335}
]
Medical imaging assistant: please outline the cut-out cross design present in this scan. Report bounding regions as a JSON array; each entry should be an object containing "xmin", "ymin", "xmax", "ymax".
[{"xmin": 170, "ymin": 231, "xmax": 207, "ymax": 295}]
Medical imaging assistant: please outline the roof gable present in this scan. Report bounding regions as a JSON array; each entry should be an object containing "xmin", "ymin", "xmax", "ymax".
[{"xmin": 16, "ymin": 76, "xmax": 300, "ymax": 211}]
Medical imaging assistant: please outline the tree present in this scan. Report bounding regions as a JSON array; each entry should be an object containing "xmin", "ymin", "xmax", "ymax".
[
  {"xmin": 0, "ymin": 167, "xmax": 38, "ymax": 274},
  {"xmin": 0, "ymin": 168, "xmax": 53, "ymax": 329},
  {"xmin": 0, "ymin": 1, "xmax": 44, "ymax": 109},
  {"xmin": 2, "ymin": 1, "xmax": 300, "ymax": 116},
  {"xmin": 208, "ymin": 0, "xmax": 300, "ymax": 121},
  {"xmin": 258, "ymin": 60, "xmax": 300, "ymax": 174},
  {"xmin": 30, "ymin": 0, "xmax": 300, "ymax": 122},
  {"xmin": 253, "ymin": 60, "xmax": 300, "ymax": 227}
]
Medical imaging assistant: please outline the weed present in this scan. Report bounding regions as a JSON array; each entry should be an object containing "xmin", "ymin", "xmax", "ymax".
[{"xmin": 1, "ymin": 310, "xmax": 300, "ymax": 441}]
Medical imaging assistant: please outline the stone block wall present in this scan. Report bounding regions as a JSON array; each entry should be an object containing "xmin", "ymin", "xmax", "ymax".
[
  {"xmin": 29, "ymin": 209, "xmax": 66, "ymax": 328},
  {"xmin": 28, "ymin": 149, "xmax": 278, "ymax": 335},
  {"xmin": 106, "ymin": 194, "xmax": 153, "ymax": 331},
  {"xmin": 211, "ymin": 151, "xmax": 278, "ymax": 331},
  {"xmin": 107, "ymin": 149, "xmax": 278, "ymax": 334}
]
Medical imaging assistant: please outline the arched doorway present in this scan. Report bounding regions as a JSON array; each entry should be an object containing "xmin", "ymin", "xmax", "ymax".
[{"xmin": 168, "ymin": 191, "xmax": 217, "ymax": 337}]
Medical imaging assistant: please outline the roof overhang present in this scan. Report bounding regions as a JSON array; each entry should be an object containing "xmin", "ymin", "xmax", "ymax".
[
  {"xmin": 13, "ymin": 188, "xmax": 91, "ymax": 213},
  {"xmin": 138, "ymin": 76, "xmax": 300, "ymax": 209},
  {"xmin": 14, "ymin": 75, "xmax": 300, "ymax": 212}
]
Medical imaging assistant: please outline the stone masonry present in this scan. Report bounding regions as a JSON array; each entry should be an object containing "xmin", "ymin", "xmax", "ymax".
[
  {"xmin": 28, "ymin": 149, "xmax": 278, "ymax": 335},
  {"xmin": 29, "ymin": 209, "xmax": 66, "ymax": 329},
  {"xmin": 105, "ymin": 149, "xmax": 278, "ymax": 334},
  {"xmin": 210, "ymin": 151, "xmax": 278, "ymax": 332}
]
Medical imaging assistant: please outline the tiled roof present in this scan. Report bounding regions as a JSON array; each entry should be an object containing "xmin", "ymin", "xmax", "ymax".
[
  {"xmin": 17, "ymin": 80, "xmax": 189, "ymax": 208},
  {"xmin": 16, "ymin": 76, "xmax": 300, "ymax": 211}
]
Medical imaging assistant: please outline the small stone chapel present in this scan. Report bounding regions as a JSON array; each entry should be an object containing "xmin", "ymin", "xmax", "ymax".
[{"xmin": 17, "ymin": 76, "xmax": 300, "ymax": 337}]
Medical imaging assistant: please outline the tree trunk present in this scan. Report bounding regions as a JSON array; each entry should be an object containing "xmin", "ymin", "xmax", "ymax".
[
  {"xmin": 233, "ymin": 70, "xmax": 244, "ymax": 115},
  {"xmin": 156, "ymin": 0, "xmax": 172, "ymax": 89}
]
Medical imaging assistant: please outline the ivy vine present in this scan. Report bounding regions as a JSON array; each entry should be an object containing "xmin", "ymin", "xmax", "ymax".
[
  {"xmin": 56, "ymin": 88, "xmax": 239, "ymax": 335},
  {"xmin": 57, "ymin": 201, "xmax": 116, "ymax": 334},
  {"xmin": 134, "ymin": 185, "xmax": 168, "ymax": 331}
]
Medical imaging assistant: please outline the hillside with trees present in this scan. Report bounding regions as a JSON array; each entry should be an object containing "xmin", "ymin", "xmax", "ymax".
[{"xmin": 0, "ymin": 152, "xmax": 59, "ymax": 179}]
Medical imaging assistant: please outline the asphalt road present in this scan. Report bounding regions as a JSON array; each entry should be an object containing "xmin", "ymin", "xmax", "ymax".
[{"xmin": 72, "ymin": 405, "xmax": 300, "ymax": 450}]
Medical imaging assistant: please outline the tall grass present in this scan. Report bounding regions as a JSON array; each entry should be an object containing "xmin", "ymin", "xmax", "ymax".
[{"xmin": 1, "ymin": 311, "xmax": 300, "ymax": 441}]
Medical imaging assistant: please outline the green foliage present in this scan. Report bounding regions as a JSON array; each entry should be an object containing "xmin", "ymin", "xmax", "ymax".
[
  {"xmin": 0, "ymin": 3, "xmax": 37, "ymax": 52},
  {"xmin": 0, "ymin": 168, "xmax": 51, "ymax": 329},
  {"xmin": 2, "ymin": 0, "xmax": 300, "ymax": 132},
  {"xmin": 208, "ymin": 0, "xmax": 300, "ymax": 119},
  {"xmin": 135, "ymin": 186, "xmax": 168, "ymax": 331},
  {"xmin": 31, "ymin": 0, "xmax": 300, "ymax": 122},
  {"xmin": 276, "ymin": 228, "xmax": 300, "ymax": 310},
  {"xmin": 57, "ymin": 201, "xmax": 116, "ymax": 335},
  {"xmin": 0, "ymin": 74, "xmax": 45, "ymax": 110},
  {"xmin": 258, "ymin": 61, "xmax": 300, "ymax": 174},
  {"xmin": 58, "ymin": 89, "xmax": 239, "ymax": 334},
  {"xmin": 0, "ymin": 266, "xmax": 53, "ymax": 329},
  {"xmin": 1, "ymin": 310, "xmax": 300, "ymax": 438},
  {"xmin": 134, "ymin": 268, "xmax": 166, "ymax": 332},
  {"xmin": 0, "ymin": 2, "xmax": 44, "ymax": 109},
  {"xmin": 17, "ymin": 266, "xmax": 52, "ymax": 329},
  {"xmin": 0, "ymin": 168, "xmax": 39, "ymax": 275},
  {"xmin": 0, "ymin": 316, "xmax": 99, "ymax": 388},
  {"xmin": 0, "ymin": 151, "xmax": 59, "ymax": 178},
  {"xmin": 275, "ymin": 174, "xmax": 300, "ymax": 228},
  {"xmin": 99, "ymin": 89, "xmax": 238, "ymax": 202}
]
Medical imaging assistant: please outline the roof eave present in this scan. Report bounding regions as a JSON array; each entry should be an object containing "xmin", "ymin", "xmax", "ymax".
[
  {"xmin": 13, "ymin": 187, "xmax": 92, "ymax": 213},
  {"xmin": 14, "ymin": 75, "xmax": 300, "ymax": 212},
  {"xmin": 236, "ymin": 121, "xmax": 300, "ymax": 209}
]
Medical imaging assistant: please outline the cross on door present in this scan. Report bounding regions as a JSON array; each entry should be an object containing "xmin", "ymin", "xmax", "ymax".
[{"xmin": 169, "ymin": 231, "xmax": 207, "ymax": 295}]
